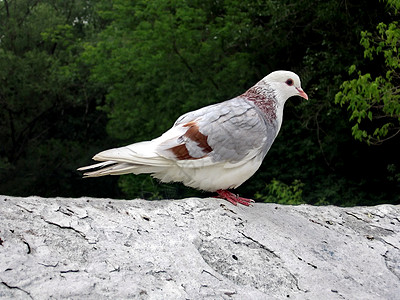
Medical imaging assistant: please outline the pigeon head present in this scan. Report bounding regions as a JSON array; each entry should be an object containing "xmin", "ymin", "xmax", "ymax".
[{"xmin": 262, "ymin": 70, "xmax": 308, "ymax": 102}]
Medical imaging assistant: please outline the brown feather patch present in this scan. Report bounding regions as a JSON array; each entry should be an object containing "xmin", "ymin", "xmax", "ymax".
[
  {"xmin": 170, "ymin": 144, "xmax": 193, "ymax": 160},
  {"xmin": 183, "ymin": 121, "xmax": 213, "ymax": 153},
  {"xmin": 170, "ymin": 121, "xmax": 213, "ymax": 160}
]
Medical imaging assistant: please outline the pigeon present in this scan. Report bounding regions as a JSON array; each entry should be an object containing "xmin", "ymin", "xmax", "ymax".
[{"xmin": 78, "ymin": 70, "xmax": 308, "ymax": 206}]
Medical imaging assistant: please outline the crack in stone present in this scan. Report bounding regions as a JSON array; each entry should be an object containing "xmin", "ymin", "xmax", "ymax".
[
  {"xmin": 22, "ymin": 240, "xmax": 31, "ymax": 254},
  {"xmin": 40, "ymin": 217, "xmax": 88, "ymax": 241},
  {"xmin": 56, "ymin": 206, "xmax": 75, "ymax": 216},
  {"xmin": 308, "ymin": 218, "xmax": 331, "ymax": 229},
  {"xmin": 378, "ymin": 238, "xmax": 400, "ymax": 250},
  {"xmin": 56, "ymin": 206, "xmax": 89, "ymax": 220},
  {"xmin": 368, "ymin": 224, "xmax": 396, "ymax": 234},
  {"xmin": 239, "ymin": 232, "xmax": 279, "ymax": 258},
  {"xmin": 297, "ymin": 256, "xmax": 318, "ymax": 269},
  {"xmin": 15, "ymin": 204, "xmax": 33, "ymax": 213},
  {"xmin": 367, "ymin": 212, "xmax": 385, "ymax": 219},
  {"xmin": 196, "ymin": 232, "xmax": 305, "ymax": 294},
  {"xmin": 331, "ymin": 289, "xmax": 346, "ymax": 299},
  {"xmin": 290, "ymin": 272, "xmax": 304, "ymax": 293},
  {"xmin": 219, "ymin": 204, "xmax": 237, "ymax": 215},
  {"xmin": 224, "ymin": 290, "xmax": 237, "ymax": 297},
  {"xmin": 201, "ymin": 269, "xmax": 222, "ymax": 281},
  {"xmin": 238, "ymin": 232, "xmax": 308, "ymax": 293},
  {"xmin": 60, "ymin": 269, "xmax": 80, "ymax": 274},
  {"xmin": 382, "ymin": 250, "xmax": 400, "ymax": 281},
  {"xmin": 345, "ymin": 212, "xmax": 364, "ymax": 221},
  {"xmin": 109, "ymin": 266, "xmax": 121, "ymax": 273},
  {"xmin": 1, "ymin": 280, "xmax": 33, "ymax": 299},
  {"xmin": 38, "ymin": 262, "xmax": 59, "ymax": 268}
]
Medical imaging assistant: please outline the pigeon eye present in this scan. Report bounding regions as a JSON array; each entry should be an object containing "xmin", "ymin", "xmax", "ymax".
[{"xmin": 286, "ymin": 79, "xmax": 294, "ymax": 86}]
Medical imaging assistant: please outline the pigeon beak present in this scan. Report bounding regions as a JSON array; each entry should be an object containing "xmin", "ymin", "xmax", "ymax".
[{"xmin": 296, "ymin": 87, "xmax": 308, "ymax": 100}]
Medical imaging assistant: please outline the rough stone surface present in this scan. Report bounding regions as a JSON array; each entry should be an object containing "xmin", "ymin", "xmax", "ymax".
[{"xmin": 0, "ymin": 195, "xmax": 399, "ymax": 299}]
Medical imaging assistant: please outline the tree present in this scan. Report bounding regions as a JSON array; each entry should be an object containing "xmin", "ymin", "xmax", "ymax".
[
  {"xmin": 0, "ymin": 0, "xmax": 114, "ymax": 197},
  {"xmin": 335, "ymin": 1, "xmax": 400, "ymax": 145}
]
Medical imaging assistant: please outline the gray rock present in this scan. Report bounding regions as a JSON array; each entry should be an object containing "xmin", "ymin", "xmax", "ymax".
[{"xmin": 0, "ymin": 195, "xmax": 399, "ymax": 299}]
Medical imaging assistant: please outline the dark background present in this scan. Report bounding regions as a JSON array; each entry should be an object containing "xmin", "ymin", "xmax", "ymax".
[{"xmin": 1, "ymin": 0, "xmax": 399, "ymax": 206}]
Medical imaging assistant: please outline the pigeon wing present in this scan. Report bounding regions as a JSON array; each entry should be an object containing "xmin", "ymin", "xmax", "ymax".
[{"xmin": 156, "ymin": 97, "xmax": 278, "ymax": 167}]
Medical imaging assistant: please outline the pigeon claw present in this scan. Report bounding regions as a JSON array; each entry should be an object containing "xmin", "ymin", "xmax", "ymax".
[{"xmin": 215, "ymin": 190, "xmax": 255, "ymax": 207}]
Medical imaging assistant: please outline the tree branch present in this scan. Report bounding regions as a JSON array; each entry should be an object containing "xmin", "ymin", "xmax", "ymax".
[
  {"xmin": 172, "ymin": 40, "xmax": 193, "ymax": 73},
  {"xmin": 4, "ymin": 0, "xmax": 10, "ymax": 18}
]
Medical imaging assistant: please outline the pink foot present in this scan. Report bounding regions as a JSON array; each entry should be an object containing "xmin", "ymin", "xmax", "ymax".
[{"xmin": 215, "ymin": 190, "xmax": 255, "ymax": 206}]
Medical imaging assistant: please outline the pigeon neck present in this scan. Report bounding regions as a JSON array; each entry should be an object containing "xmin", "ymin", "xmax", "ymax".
[{"xmin": 241, "ymin": 84, "xmax": 279, "ymax": 124}]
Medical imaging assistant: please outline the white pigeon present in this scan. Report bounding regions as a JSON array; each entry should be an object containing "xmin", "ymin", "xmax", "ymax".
[{"xmin": 78, "ymin": 70, "xmax": 308, "ymax": 206}]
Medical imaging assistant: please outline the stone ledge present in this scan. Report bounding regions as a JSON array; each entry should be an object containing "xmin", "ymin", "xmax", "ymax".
[{"xmin": 0, "ymin": 195, "xmax": 399, "ymax": 299}]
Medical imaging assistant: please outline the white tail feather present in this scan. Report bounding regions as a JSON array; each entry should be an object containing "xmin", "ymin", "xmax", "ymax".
[
  {"xmin": 77, "ymin": 160, "xmax": 117, "ymax": 171},
  {"xmin": 81, "ymin": 162, "xmax": 136, "ymax": 177},
  {"xmin": 92, "ymin": 142, "xmax": 171, "ymax": 167},
  {"xmin": 78, "ymin": 140, "xmax": 174, "ymax": 178}
]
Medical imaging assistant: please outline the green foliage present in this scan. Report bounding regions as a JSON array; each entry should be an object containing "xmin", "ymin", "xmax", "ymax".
[
  {"xmin": 387, "ymin": 163, "xmax": 400, "ymax": 182},
  {"xmin": 0, "ymin": 0, "xmax": 112, "ymax": 197},
  {"xmin": 255, "ymin": 179, "xmax": 305, "ymax": 205},
  {"xmin": 0, "ymin": 0, "xmax": 398, "ymax": 206},
  {"xmin": 83, "ymin": 0, "xmax": 275, "ymax": 142},
  {"xmin": 385, "ymin": 0, "xmax": 400, "ymax": 11},
  {"xmin": 332, "ymin": 1, "xmax": 399, "ymax": 205},
  {"xmin": 335, "ymin": 20, "xmax": 400, "ymax": 144}
]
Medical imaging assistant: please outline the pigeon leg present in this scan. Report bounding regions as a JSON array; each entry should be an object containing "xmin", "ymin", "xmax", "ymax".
[{"xmin": 215, "ymin": 190, "xmax": 255, "ymax": 206}]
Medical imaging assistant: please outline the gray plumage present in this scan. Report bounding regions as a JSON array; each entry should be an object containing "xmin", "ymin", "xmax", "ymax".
[{"xmin": 170, "ymin": 97, "xmax": 277, "ymax": 163}]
